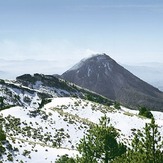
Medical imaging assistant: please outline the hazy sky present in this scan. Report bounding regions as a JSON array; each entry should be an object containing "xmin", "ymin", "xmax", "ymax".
[{"xmin": 0, "ymin": 0, "xmax": 163, "ymax": 69}]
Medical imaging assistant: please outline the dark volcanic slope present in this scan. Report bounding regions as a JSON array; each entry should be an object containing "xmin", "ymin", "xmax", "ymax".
[{"xmin": 62, "ymin": 54, "xmax": 163, "ymax": 111}]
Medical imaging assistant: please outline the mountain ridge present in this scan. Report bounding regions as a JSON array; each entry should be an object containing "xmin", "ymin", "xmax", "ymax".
[{"xmin": 62, "ymin": 54, "xmax": 163, "ymax": 111}]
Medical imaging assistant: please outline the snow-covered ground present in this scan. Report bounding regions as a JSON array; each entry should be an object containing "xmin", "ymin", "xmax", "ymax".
[
  {"xmin": 45, "ymin": 97, "xmax": 163, "ymax": 138},
  {"xmin": 1, "ymin": 97, "xmax": 163, "ymax": 162}
]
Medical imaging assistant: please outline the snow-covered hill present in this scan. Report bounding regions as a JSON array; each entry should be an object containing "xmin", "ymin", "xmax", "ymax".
[
  {"xmin": 0, "ymin": 97, "xmax": 163, "ymax": 162},
  {"xmin": 0, "ymin": 73, "xmax": 112, "ymax": 109},
  {"xmin": 0, "ymin": 74, "xmax": 163, "ymax": 162}
]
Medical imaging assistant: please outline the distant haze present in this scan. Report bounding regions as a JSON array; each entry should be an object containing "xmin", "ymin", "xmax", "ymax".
[
  {"xmin": 123, "ymin": 63, "xmax": 163, "ymax": 91},
  {"xmin": 0, "ymin": 58, "xmax": 163, "ymax": 92}
]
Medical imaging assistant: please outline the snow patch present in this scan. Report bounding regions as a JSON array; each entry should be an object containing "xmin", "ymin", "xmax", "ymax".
[
  {"xmin": 87, "ymin": 67, "xmax": 91, "ymax": 77},
  {"xmin": 68, "ymin": 59, "xmax": 86, "ymax": 71}
]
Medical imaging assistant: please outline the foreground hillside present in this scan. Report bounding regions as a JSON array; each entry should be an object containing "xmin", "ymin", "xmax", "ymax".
[{"xmin": 0, "ymin": 97, "xmax": 163, "ymax": 162}]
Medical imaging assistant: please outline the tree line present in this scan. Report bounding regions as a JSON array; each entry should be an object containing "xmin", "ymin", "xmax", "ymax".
[{"xmin": 56, "ymin": 115, "xmax": 163, "ymax": 163}]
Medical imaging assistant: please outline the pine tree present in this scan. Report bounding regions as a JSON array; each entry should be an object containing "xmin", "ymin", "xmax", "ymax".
[
  {"xmin": 55, "ymin": 154, "xmax": 75, "ymax": 163},
  {"xmin": 112, "ymin": 117, "xmax": 163, "ymax": 163},
  {"xmin": 0, "ymin": 125, "xmax": 6, "ymax": 141},
  {"xmin": 0, "ymin": 97, "xmax": 4, "ymax": 109},
  {"xmin": 139, "ymin": 106, "xmax": 153, "ymax": 119},
  {"xmin": 0, "ymin": 124, "xmax": 6, "ymax": 156},
  {"xmin": 77, "ymin": 115, "xmax": 126, "ymax": 163}
]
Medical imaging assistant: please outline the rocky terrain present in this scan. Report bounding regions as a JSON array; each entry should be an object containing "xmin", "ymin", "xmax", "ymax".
[{"xmin": 62, "ymin": 54, "xmax": 163, "ymax": 111}]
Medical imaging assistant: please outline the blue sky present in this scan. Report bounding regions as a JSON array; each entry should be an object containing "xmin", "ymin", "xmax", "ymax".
[{"xmin": 0, "ymin": 0, "xmax": 163, "ymax": 66}]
